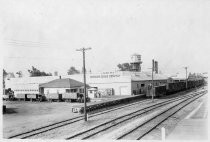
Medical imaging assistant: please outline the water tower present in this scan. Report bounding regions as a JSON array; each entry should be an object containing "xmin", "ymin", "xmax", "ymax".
[{"xmin": 130, "ymin": 53, "xmax": 142, "ymax": 72}]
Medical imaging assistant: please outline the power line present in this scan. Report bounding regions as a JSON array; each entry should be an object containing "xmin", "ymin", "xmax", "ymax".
[
  {"xmin": 6, "ymin": 42, "xmax": 52, "ymax": 49},
  {"xmin": 4, "ymin": 56, "xmax": 75, "ymax": 60},
  {"xmin": 5, "ymin": 39, "xmax": 52, "ymax": 49},
  {"xmin": 5, "ymin": 39, "xmax": 50, "ymax": 45}
]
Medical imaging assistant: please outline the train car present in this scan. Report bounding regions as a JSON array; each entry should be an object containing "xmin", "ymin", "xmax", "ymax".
[
  {"xmin": 146, "ymin": 85, "xmax": 166, "ymax": 97},
  {"xmin": 187, "ymin": 79, "xmax": 204, "ymax": 89},
  {"xmin": 147, "ymin": 79, "xmax": 205, "ymax": 97},
  {"xmin": 166, "ymin": 81, "xmax": 186, "ymax": 95},
  {"xmin": 154, "ymin": 85, "xmax": 167, "ymax": 97}
]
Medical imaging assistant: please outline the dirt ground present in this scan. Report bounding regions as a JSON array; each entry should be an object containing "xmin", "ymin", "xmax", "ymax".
[
  {"xmin": 2, "ymin": 95, "xmax": 135, "ymax": 138},
  {"xmin": 3, "ymin": 101, "xmax": 82, "ymax": 138}
]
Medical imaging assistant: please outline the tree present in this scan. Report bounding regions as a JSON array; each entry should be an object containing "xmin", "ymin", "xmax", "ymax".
[
  {"xmin": 16, "ymin": 71, "xmax": 23, "ymax": 78},
  {"xmin": 3, "ymin": 69, "xmax": 8, "ymax": 94},
  {"xmin": 3, "ymin": 69, "xmax": 8, "ymax": 78},
  {"xmin": 67, "ymin": 66, "xmax": 80, "ymax": 75},
  {"xmin": 28, "ymin": 66, "xmax": 52, "ymax": 77},
  {"xmin": 117, "ymin": 63, "xmax": 132, "ymax": 71}
]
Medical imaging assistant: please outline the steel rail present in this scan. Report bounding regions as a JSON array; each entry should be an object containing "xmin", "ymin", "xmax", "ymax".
[
  {"xmin": 65, "ymin": 90, "xmax": 206, "ymax": 140},
  {"xmin": 117, "ymin": 91, "xmax": 207, "ymax": 140}
]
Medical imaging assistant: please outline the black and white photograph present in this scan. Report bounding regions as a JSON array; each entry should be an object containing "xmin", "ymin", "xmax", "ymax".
[{"xmin": 1, "ymin": 0, "xmax": 209, "ymax": 141}]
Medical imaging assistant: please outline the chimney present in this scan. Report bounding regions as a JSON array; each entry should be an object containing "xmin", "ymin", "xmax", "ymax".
[{"xmin": 155, "ymin": 61, "xmax": 158, "ymax": 74}]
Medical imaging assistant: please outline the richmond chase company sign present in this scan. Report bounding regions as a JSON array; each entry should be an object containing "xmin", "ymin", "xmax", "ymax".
[{"xmin": 90, "ymin": 73, "xmax": 121, "ymax": 79}]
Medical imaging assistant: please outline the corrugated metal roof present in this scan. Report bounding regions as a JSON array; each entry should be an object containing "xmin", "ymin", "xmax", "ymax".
[
  {"xmin": 131, "ymin": 72, "xmax": 169, "ymax": 81},
  {"xmin": 39, "ymin": 78, "xmax": 86, "ymax": 88}
]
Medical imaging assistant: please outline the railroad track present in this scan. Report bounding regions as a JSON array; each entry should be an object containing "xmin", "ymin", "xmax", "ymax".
[
  {"xmin": 117, "ymin": 90, "xmax": 207, "ymax": 140},
  {"xmin": 7, "ymin": 95, "xmax": 152, "ymax": 139},
  {"xmin": 8, "ymin": 88, "xmax": 205, "ymax": 139},
  {"xmin": 65, "ymin": 90, "xmax": 207, "ymax": 140}
]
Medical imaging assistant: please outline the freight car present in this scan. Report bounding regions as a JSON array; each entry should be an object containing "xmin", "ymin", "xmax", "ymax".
[
  {"xmin": 166, "ymin": 81, "xmax": 186, "ymax": 94},
  {"xmin": 147, "ymin": 79, "xmax": 205, "ymax": 97},
  {"xmin": 146, "ymin": 85, "xmax": 167, "ymax": 97},
  {"xmin": 166, "ymin": 79, "xmax": 204, "ymax": 95}
]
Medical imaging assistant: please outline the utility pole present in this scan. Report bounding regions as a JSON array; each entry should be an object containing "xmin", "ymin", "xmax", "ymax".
[
  {"xmin": 148, "ymin": 59, "xmax": 155, "ymax": 102},
  {"xmin": 184, "ymin": 67, "xmax": 188, "ymax": 89},
  {"xmin": 76, "ymin": 47, "xmax": 91, "ymax": 121},
  {"xmin": 152, "ymin": 59, "xmax": 154, "ymax": 102}
]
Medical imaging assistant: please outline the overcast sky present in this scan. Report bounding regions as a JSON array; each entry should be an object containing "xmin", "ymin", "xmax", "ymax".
[{"xmin": 1, "ymin": 0, "xmax": 209, "ymax": 77}]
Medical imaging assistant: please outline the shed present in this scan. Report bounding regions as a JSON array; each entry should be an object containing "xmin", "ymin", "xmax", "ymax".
[{"xmin": 39, "ymin": 78, "xmax": 89, "ymax": 95}]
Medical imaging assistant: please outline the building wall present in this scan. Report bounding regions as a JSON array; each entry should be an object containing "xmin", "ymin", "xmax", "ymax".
[
  {"xmin": 44, "ymin": 87, "xmax": 80, "ymax": 94},
  {"xmin": 44, "ymin": 88, "xmax": 67, "ymax": 94},
  {"xmin": 89, "ymin": 82, "xmax": 131, "ymax": 95},
  {"xmin": 64, "ymin": 72, "xmax": 132, "ymax": 96},
  {"xmin": 13, "ymin": 84, "xmax": 39, "ymax": 97},
  {"xmin": 6, "ymin": 76, "xmax": 59, "ymax": 96},
  {"xmin": 7, "ymin": 72, "xmax": 169, "ymax": 97}
]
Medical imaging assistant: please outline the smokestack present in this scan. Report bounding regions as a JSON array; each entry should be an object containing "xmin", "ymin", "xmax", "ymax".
[
  {"xmin": 155, "ymin": 61, "xmax": 158, "ymax": 74},
  {"xmin": 152, "ymin": 60, "xmax": 155, "ymax": 72}
]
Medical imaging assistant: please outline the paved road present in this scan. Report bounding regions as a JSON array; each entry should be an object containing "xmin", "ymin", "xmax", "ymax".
[{"xmin": 167, "ymin": 94, "xmax": 208, "ymax": 140}]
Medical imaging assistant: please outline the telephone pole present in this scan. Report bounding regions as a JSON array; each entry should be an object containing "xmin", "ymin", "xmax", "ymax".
[
  {"xmin": 148, "ymin": 59, "xmax": 155, "ymax": 102},
  {"xmin": 184, "ymin": 67, "xmax": 188, "ymax": 89},
  {"xmin": 152, "ymin": 59, "xmax": 154, "ymax": 102},
  {"xmin": 76, "ymin": 47, "xmax": 91, "ymax": 121}
]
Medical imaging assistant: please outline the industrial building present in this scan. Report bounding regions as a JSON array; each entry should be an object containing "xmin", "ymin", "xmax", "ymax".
[
  {"xmin": 65, "ymin": 71, "xmax": 169, "ymax": 97},
  {"xmin": 5, "ymin": 53, "xmax": 170, "ymax": 99},
  {"xmin": 5, "ymin": 71, "xmax": 169, "ymax": 99},
  {"xmin": 5, "ymin": 76, "xmax": 59, "ymax": 99}
]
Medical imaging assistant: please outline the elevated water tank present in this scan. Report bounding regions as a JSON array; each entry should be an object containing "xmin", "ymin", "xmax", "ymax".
[{"xmin": 130, "ymin": 53, "xmax": 142, "ymax": 72}]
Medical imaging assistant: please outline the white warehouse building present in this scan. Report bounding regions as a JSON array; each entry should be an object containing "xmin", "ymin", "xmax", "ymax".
[
  {"xmin": 63, "ymin": 71, "xmax": 169, "ymax": 96},
  {"xmin": 5, "ymin": 71, "xmax": 169, "ymax": 99},
  {"xmin": 5, "ymin": 76, "xmax": 59, "ymax": 99}
]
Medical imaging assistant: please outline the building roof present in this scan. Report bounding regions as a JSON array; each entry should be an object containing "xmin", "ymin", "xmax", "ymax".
[
  {"xmin": 39, "ymin": 78, "xmax": 86, "ymax": 88},
  {"xmin": 170, "ymin": 76, "xmax": 186, "ymax": 80},
  {"xmin": 7, "ymin": 76, "xmax": 59, "ymax": 85},
  {"xmin": 131, "ymin": 71, "xmax": 169, "ymax": 81}
]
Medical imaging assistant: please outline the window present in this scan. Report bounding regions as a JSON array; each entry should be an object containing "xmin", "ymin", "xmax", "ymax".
[
  {"xmin": 66, "ymin": 89, "xmax": 70, "ymax": 93},
  {"xmin": 70, "ymin": 89, "xmax": 77, "ymax": 93},
  {"xmin": 141, "ymin": 84, "xmax": 145, "ymax": 87},
  {"xmin": 89, "ymin": 90, "xmax": 93, "ymax": 93}
]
